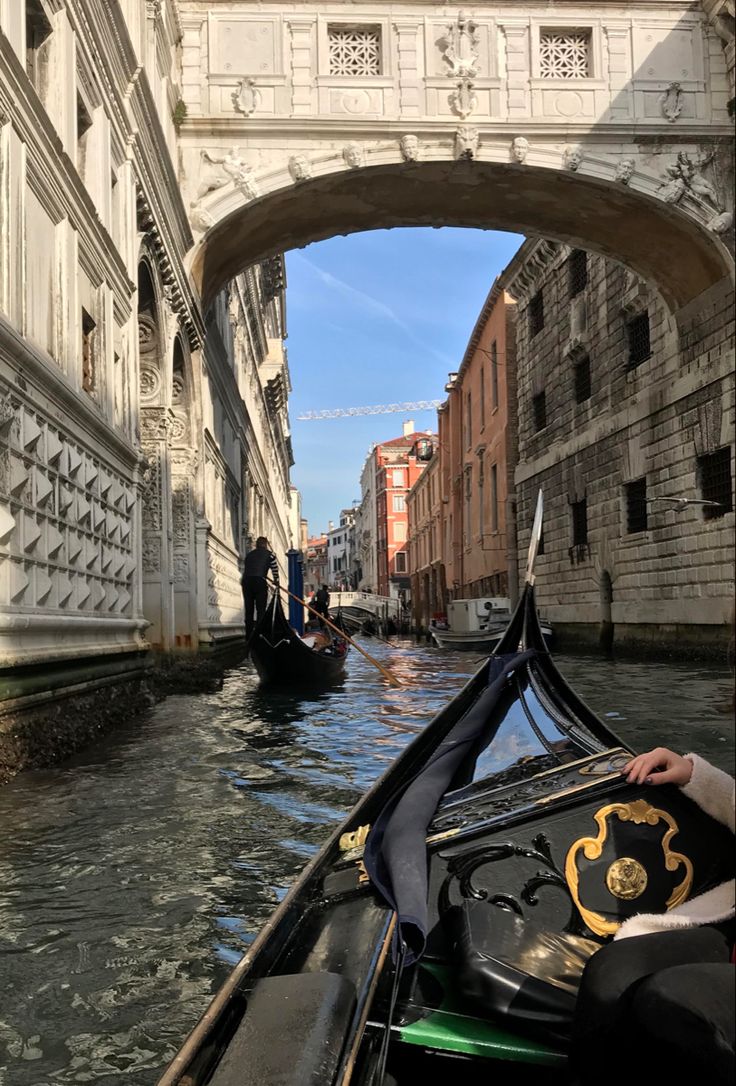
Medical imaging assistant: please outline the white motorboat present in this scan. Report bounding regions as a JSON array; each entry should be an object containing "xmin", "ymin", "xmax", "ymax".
[{"xmin": 430, "ymin": 596, "xmax": 553, "ymax": 652}]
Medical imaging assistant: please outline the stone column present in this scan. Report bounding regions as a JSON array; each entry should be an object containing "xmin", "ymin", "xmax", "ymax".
[
  {"xmin": 140, "ymin": 407, "xmax": 174, "ymax": 650},
  {"xmin": 287, "ymin": 18, "xmax": 315, "ymax": 116},
  {"xmin": 499, "ymin": 22, "xmax": 530, "ymax": 118},
  {"xmin": 171, "ymin": 446, "xmax": 199, "ymax": 650},
  {"xmin": 393, "ymin": 21, "xmax": 423, "ymax": 117}
]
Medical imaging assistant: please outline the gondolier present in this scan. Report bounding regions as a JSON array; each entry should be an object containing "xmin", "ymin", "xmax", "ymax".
[
  {"xmin": 242, "ymin": 537, "xmax": 279, "ymax": 640},
  {"xmin": 312, "ymin": 584, "xmax": 330, "ymax": 628}
]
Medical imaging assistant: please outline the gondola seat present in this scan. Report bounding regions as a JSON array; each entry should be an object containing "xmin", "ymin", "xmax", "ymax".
[{"xmin": 208, "ymin": 971, "xmax": 356, "ymax": 1086}]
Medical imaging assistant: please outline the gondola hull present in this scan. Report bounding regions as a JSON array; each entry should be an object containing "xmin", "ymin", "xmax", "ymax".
[
  {"xmin": 160, "ymin": 584, "xmax": 733, "ymax": 1086},
  {"xmin": 249, "ymin": 598, "xmax": 348, "ymax": 686}
]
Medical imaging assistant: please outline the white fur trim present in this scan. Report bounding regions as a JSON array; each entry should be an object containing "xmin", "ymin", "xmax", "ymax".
[{"xmin": 681, "ymin": 753, "xmax": 735, "ymax": 834}]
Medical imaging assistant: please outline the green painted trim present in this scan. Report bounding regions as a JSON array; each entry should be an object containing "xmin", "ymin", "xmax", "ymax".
[{"xmin": 397, "ymin": 965, "xmax": 566, "ymax": 1068}]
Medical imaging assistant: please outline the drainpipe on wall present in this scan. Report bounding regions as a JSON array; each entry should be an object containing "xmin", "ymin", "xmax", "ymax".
[{"xmin": 506, "ymin": 494, "xmax": 519, "ymax": 606}]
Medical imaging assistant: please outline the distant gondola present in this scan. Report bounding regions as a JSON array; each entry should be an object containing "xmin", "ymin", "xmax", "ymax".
[
  {"xmin": 248, "ymin": 594, "xmax": 349, "ymax": 686},
  {"xmin": 159, "ymin": 499, "xmax": 733, "ymax": 1086}
]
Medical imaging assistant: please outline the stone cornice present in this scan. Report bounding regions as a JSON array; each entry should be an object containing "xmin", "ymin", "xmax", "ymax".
[{"xmin": 0, "ymin": 316, "xmax": 141, "ymax": 470}]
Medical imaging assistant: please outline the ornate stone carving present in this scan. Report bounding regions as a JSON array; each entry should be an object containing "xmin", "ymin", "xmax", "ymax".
[
  {"xmin": 169, "ymin": 415, "xmax": 187, "ymax": 443},
  {"xmin": 615, "ymin": 157, "xmax": 635, "ymax": 184},
  {"xmin": 171, "ymin": 372, "xmax": 185, "ymax": 406},
  {"xmin": 172, "ymin": 484, "xmax": 190, "ymax": 545},
  {"xmin": 197, "ymin": 147, "xmax": 252, "ymax": 200},
  {"xmin": 659, "ymin": 81, "xmax": 683, "ymax": 123},
  {"xmin": 440, "ymin": 11, "xmax": 479, "ymax": 78},
  {"xmin": 658, "ymin": 153, "xmax": 723, "ymax": 212},
  {"xmin": 140, "ymin": 408, "xmax": 169, "ymax": 441},
  {"xmin": 454, "ymin": 126, "xmax": 479, "ymax": 160},
  {"xmin": 288, "ymin": 154, "xmax": 312, "ymax": 183},
  {"xmin": 189, "ymin": 201, "xmax": 214, "ymax": 235},
  {"xmin": 564, "ymin": 145, "xmax": 584, "ymax": 171},
  {"xmin": 232, "ymin": 78, "xmax": 261, "ymax": 117},
  {"xmin": 342, "ymin": 142, "xmax": 365, "ymax": 168},
  {"xmin": 707, "ymin": 210, "xmax": 734, "ymax": 234},
  {"xmin": 399, "ymin": 134, "xmax": 420, "ymax": 162},
  {"xmin": 138, "ymin": 315, "xmax": 157, "ymax": 355},
  {"xmin": 140, "ymin": 364, "xmax": 161, "ymax": 401},
  {"xmin": 174, "ymin": 553, "xmax": 189, "ymax": 583},
  {"xmin": 142, "ymin": 537, "xmax": 160, "ymax": 573},
  {"xmin": 449, "ymin": 78, "xmax": 477, "ymax": 120},
  {"xmin": 510, "ymin": 136, "xmax": 529, "ymax": 164}
]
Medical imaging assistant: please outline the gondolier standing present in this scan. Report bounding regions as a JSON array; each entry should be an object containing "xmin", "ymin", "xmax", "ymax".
[
  {"xmin": 312, "ymin": 584, "xmax": 330, "ymax": 629},
  {"xmin": 242, "ymin": 537, "xmax": 279, "ymax": 640}
]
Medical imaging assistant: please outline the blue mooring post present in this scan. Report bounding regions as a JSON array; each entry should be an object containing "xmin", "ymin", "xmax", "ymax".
[{"xmin": 287, "ymin": 549, "xmax": 304, "ymax": 634}]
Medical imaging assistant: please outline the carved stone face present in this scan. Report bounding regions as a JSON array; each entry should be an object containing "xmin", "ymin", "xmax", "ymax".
[
  {"xmin": 400, "ymin": 134, "xmax": 419, "ymax": 162},
  {"xmin": 289, "ymin": 155, "xmax": 310, "ymax": 182},
  {"xmin": 565, "ymin": 147, "xmax": 583, "ymax": 171},
  {"xmin": 616, "ymin": 158, "xmax": 635, "ymax": 184},
  {"xmin": 511, "ymin": 137, "xmax": 529, "ymax": 164},
  {"xmin": 343, "ymin": 143, "xmax": 363, "ymax": 168}
]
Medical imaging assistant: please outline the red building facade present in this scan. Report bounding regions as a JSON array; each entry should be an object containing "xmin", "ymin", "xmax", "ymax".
[{"xmin": 373, "ymin": 426, "xmax": 435, "ymax": 598}]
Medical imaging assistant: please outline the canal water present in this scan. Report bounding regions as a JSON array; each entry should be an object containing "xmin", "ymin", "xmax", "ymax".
[{"xmin": 0, "ymin": 641, "xmax": 732, "ymax": 1084}]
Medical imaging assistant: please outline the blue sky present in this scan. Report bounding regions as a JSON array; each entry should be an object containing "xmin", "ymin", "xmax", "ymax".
[{"xmin": 286, "ymin": 227, "xmax": 524, "ymax": 533}]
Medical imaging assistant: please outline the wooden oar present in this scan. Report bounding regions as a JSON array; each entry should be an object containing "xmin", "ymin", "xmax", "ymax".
[{"xmin": 267, "ymin": 579, "xmax": 403, "ymax": 688}]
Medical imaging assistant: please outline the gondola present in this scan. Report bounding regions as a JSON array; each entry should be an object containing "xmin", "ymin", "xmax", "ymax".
[
  {"xmin": 248, "ymin": 593, "xmax": 349, "ymax": 686},
  {"xmin": 159, "ymin": 499, "xmax": 733, "ymax": 1086}
]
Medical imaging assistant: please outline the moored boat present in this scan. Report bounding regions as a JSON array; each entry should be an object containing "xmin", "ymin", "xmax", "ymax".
[
  {"xmin": 159, "ymin": 501, "xmax": 732, "ymax": 1086},
  {"xmin": 430, "ymin": 596, "xmax": 554, "ymax": 652},
  {"xmin": 248, "ymin": 595, "xmax": 349, "ymax": 686}
]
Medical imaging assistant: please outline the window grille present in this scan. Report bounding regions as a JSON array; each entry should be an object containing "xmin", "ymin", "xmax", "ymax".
[
  {"xmin": 625, "ymin": 478, "xmax": 648, "ymax": 533},
  {"xmin": 328, "ymin": 26, "xmax": 381, "ymax": 76},
  {"xmin": 82, "ymin": 309, "xmax": 96, "ymax": 395},
  {"xmin": 533, "ymin": 391, "xmax": 547, "ymax": 432},
  {"xmin": 568, "ymin": 249, "xmax": 588, "ymax": 298},
  {"xmin": 529, "ymin": 291, "xmax": 544, "ymax": 337},
  {"xmin": 698, "ymin": 447, "xmax": 733, "ymax": 520},
  {"xmin": 627, "ymin": 311, "xmax": 651, "ymax": 368},
  {"xmin": 574, "ymin": 355, "xmax": 591, "ymax": 403},
  {"xmin": 540, "ymin": 29, "xmax": 591, "ymax": 79},
  {"xmin": 571, "ymin": 498, "xmax": 588, "ymax": 546}
]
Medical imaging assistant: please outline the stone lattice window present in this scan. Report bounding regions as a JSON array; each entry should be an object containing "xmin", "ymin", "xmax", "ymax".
[
  {"xmin": 328, "ymin": 26, "xmax": 381, "ymax": 76},
  {"xmin": 540, "ymin": 29, "xmax": 591, "ymax": 79}
]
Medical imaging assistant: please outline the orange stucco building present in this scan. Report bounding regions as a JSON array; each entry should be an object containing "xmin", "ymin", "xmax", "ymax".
[{"xmin": 409, "ymin": 280, "xmax": 518, "ymax": 628}]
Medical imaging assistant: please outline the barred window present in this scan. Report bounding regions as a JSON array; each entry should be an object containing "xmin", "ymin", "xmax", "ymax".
[
  {"xmin": 571, "ymin": 498, "xmax": 587, "ymax": 546},
  {"xmin": 568, "ymin": 249, "xmax": 588, "ymax": 298},
  {"xmin": 574, "ymin": 355, "xmax": 591, "ymax": 403},
  {"xmin": 540, "ymin": 29, "xmax": 591, "ymax": 79},
  {"xmin": 533, "ymin": 391, "xmax": 547, "ymax": 432},
  {"xmin": 394, "ymin": 551, "xmax": 407, "ymax": 573},
  {"xmin": 625, "ymin": 478, "xmax": 648, "ymax": 534},
  {"xmin": 627, "ymin": 311, "xmax": 651, "ymax": 368},
  {"xmin": 529, "ymin": 290, "xmax": 544, "ymax": 337},
  {"xmin": 328, "ymin": 25, "xmax": 381, "ymax": 76},
  {"xmin": 698, "ymin": 447, "xmax": 733, "ymax": 520}
]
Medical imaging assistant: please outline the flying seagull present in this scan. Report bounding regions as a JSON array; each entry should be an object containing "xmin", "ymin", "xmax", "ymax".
[{"xmin": 649, "ymin": 496, "xmax": 722, "ymax": 513}]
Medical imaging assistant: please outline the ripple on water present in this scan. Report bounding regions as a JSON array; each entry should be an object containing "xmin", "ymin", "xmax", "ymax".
[{"xmin": 0, "ymin": 639, "xmax": 731, "ymax": 1083}]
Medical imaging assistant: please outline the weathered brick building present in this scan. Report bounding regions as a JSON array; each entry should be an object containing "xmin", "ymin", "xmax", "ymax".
[{"xmin": 507, "ymin": 239, "xmax": 734, "ymax": 654}]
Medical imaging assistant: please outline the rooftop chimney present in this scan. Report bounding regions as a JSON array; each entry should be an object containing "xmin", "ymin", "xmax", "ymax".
[{"xmin": 402, "ymin": 419, "xmax": 415, "ymax": 438}]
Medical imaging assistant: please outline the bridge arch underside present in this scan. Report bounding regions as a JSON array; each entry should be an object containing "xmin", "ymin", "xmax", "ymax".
[{"xmin": 192, "ymin": 161, "xmax": 733, "ymax": 313}]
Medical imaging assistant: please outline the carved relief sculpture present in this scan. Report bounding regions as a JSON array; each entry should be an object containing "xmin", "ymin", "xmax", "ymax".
[
  {"xmin": 233, "ymin": 78, "xmax": 261, "ymax": 117},
  {"xmin": 657, "ymin": 152, "xmax": 727, "ymax": 221},
  {"xmin": 189, "ymin": 201, "xmax": 214, "ymax": 235},
  {"xmin": 659, "ymin": 81, "xmax": 683, "ymax": 123},
  {"xmin": 615, "ymin": 157, "xmax": 636, "ymax": 184},
  {"xmin": 440, "ymin": 11, "xmax": 479, "ymax": 78},
  {"xmin": 511, "ymin": 136, "xmax": 529, "ymax": 164},
  {"xmin": 449, "ymin": 78, "xmax": 478, "ymax": 120},
  {"xmin": 564, "ymin": 145, "xmax": 584, "ymax": 171},
  {"xmin": 288, "ymin": 154, "xmax": 312, "ymax": 182},
  {"xmin": 342, "ymin": 142, "xmax": 365, "ymax": 168},
  {"xmin": 399, "ymin": 134, "xmax": 420, "ymax": 162},
  {"xmin": 454, "ymin": 126, "xmax": 479, "ymax": 160}
]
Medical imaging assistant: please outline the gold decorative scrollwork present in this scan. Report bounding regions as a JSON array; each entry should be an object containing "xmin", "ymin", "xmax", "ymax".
[
  {"xmin": 565, "ymin": 799, "xmax": 693, "ymax": 936},
  {"xmin": 339, "ymin": 824, "xmax": 370, "ymax": 852}
]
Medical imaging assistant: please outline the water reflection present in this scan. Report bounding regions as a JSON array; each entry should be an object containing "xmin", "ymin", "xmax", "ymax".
[{"xmin": 0, "ymin": 640, "xmax": 731, "ymax": 1083}]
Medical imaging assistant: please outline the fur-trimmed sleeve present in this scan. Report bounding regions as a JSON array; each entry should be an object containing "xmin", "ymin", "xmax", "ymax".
[{"xmin": 681, "ymin": 753, "xmax": 735, "ymax": 834}]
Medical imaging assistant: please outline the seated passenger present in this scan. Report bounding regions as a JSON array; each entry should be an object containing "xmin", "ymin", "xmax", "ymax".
[{"xmin": 571, "ymin": 747, "xmax": 735, "ymax": 1086}]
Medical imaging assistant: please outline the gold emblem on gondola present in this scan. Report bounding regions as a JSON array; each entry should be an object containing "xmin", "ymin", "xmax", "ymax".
[
  {"xmin": 339, "ymin": 824, "xmax": 371, "ymax": 852},
  {"xmin": 565, "ymin": 799, "xmax": 693, "ymax": 936},
  {"xmin": 605, "ymin": 857, "xmax": 647, "ymax": 900}
]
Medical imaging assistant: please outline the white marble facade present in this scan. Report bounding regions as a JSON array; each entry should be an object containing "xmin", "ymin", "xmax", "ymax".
[{"xmin": 0, "ymin": 0, "xmax": 293, "ymax": 693}]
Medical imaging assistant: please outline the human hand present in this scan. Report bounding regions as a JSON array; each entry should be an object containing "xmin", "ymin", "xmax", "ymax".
[{"xmin": 622, "ymin": 747, "xmax": 693, "ymax": 787}]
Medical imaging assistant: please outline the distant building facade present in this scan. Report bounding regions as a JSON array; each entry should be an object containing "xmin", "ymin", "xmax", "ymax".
[
  {"xmin": 305, "ymin": 534, "xmax": 328, "ymax": 592},
  {"xmin": 327, "ymin": 508, "xmax": 355, "ymax": 589},
  {"xmin": 507, "ymin": 239, "xmax": 734, "ymax": 653},
  {"xmin": 375, "ymin": 424, "xmax": 435, "ymax": 598},
  {"xmin": 407, "ymin": 447, "xmax": 444, "ymax": 630}
]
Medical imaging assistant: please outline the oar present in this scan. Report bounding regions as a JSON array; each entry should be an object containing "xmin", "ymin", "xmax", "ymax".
[{"xmin": 267, "ymin": 579, "xmax": 403, "ymax": 688}]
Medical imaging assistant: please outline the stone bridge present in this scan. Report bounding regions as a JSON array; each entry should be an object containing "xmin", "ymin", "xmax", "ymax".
[{"xmin": 177, "ymin": 1, "xmax": 735, "ymax": 316}]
